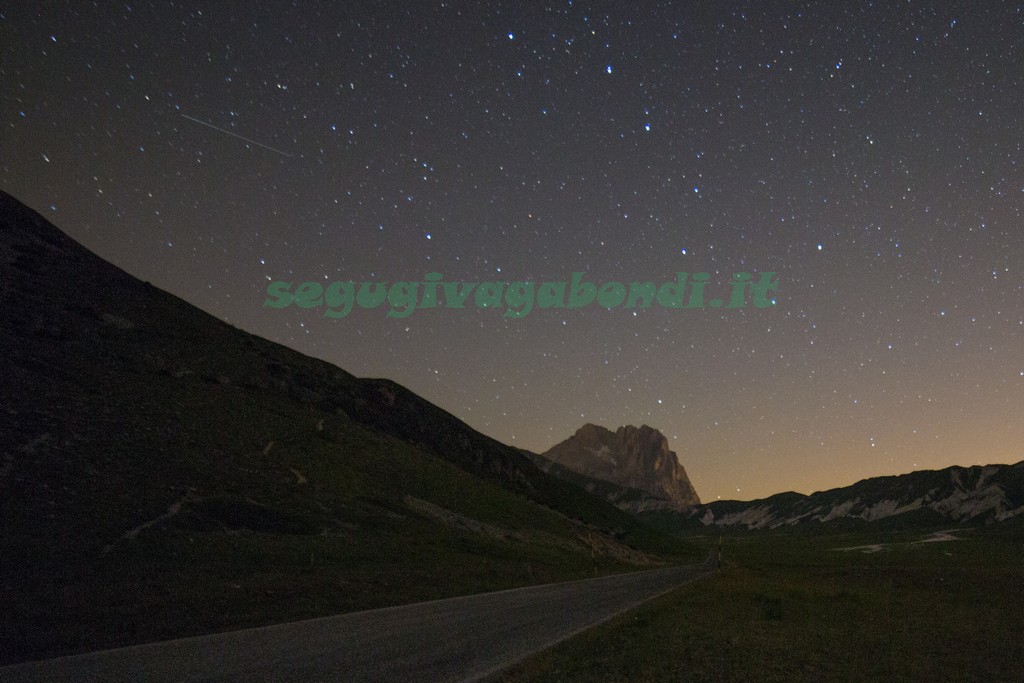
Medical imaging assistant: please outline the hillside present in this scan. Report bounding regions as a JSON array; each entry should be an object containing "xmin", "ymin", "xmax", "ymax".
[{"xmin": 0, "ymin": 191, "xmax": 693, "ymax": 664}]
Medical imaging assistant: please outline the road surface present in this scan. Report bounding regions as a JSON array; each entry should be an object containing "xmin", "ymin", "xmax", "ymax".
[{"xmin": 0, "ymin": 559, "xmax": 715, "ymax": 682}]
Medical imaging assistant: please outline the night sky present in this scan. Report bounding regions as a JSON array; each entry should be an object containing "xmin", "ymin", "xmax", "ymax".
[{"xmin": 4, "ymin": 1, "xmax": 1023, "ymax": 501}]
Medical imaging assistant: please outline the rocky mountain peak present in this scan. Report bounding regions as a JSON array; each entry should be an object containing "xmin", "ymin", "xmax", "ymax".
[{"xmin": 542, "ymin": 423, "xmax": 700, "ymax": 508}]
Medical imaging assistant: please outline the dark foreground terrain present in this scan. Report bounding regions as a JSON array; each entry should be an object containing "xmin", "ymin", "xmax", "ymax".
[
  {"xmin": 0, "ymin": 192, "xmax": 695, "ymax": 665},
  {"xmin": 497, "ymin": 524, "xmax": 1024, "ymax": 682}
]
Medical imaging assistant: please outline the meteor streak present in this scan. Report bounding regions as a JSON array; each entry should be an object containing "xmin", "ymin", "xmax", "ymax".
[{"xmin": 179, "ymin": 114, "xmax": 294, "ymax": 157}]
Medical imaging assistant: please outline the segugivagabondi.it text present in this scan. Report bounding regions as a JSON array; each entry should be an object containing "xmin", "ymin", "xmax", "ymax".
[{"xmin": 264, "ymin": 271, "xmax": 779, "ymax": 319}]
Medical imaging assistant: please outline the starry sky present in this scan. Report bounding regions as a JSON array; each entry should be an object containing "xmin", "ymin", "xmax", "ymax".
[{"xmin": 3, "ymin": 1, "xmax": 1023, "ymax": 501}]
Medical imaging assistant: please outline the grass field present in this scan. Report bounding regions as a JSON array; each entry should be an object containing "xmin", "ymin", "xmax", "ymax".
[{"xmin": 495, "ymin": 525, "xmax": 1024, "ymax": 682}]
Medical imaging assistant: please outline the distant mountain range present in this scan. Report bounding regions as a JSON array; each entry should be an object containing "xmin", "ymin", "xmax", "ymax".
[
  {"xmin": 528, "ymin": 424, "xmax": 700, "ymax": 512},
  {"xmin": 529, "ymin": 422, "xmax": 1023, "ymax": 531},
  {"xmin": 645, "ymin": 461, "xmax": 1024, "ymax": 532}
]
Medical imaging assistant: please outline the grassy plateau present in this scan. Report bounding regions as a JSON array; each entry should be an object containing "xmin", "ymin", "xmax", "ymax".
[{"xmin": 495, "ymin": 525, "xmax": 1024, "ymax": 682}]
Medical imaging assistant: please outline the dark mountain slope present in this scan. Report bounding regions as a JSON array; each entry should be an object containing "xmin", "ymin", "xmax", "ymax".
[{"xmin": 0, "ymin": 191, "xmax": 690, "ymax": 663}]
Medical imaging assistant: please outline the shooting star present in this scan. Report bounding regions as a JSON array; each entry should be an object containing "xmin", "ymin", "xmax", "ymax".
[{"xmin": 179, "ymin": 114, "xmax": 294, "ymax": 158}]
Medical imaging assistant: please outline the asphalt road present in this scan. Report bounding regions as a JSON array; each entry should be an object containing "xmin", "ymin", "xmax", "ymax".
[{"xmin": 0, "ymin": 559, "xmax": 714, "ymax": 683}]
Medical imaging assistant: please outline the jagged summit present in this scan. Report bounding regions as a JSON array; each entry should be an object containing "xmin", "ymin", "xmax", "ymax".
[{"xmin": 539, "ymin": 423, "xmax": 700, "ymax": 509}]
